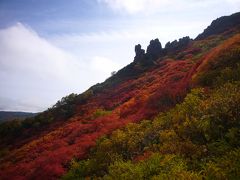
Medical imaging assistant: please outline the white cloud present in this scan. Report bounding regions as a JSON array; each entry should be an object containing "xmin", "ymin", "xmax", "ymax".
[
  {"xmin": 97, "ymin": 0, "xmax": 202, "ymax": 14},
  {"xmin": 50, "ymin": 19, "xmax": 204, "ymax": 55},
  {"xmin": 0, "ymin": 96, "xmax": 43, "ymax": 112},
  {"xmin": 98, "ymin": 0, "xmax": 240, "ymax": 14},
  {"xmin": 98, "ymin": 0, "xmax": 150, "ymax": 14},
  {"xmin": 226, "ymin": 0, "xmax": 240, "ymax": 3},
  {"xmin": 98, "ymin": 0, "xmax": 171, "ymax": 14},
  {"xmin": 90, "ymin": 56, "xmax": 121, "ymax": 74},
  {"xmin": 0, "ymin": 23, "xmax": 83, "ymax": 82},
  {"xmin": 225, "ymin": 0, "xmax": 240, "ymax": 9},
  {"xmin": 0, "ymin": 23, "xmax": 119, "ymax": 112}
]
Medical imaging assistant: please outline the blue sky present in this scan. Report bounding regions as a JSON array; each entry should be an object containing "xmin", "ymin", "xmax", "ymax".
[{"xmin": 0, "ymin": 0, "xmax": 239, "ymax": 112}]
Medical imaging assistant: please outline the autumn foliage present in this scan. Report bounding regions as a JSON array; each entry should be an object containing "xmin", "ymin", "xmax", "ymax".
[{"xmin": 1, "ymin": 13, "xmax": 240, "ymax": 179}]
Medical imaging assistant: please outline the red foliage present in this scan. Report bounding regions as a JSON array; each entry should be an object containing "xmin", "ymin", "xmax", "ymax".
[{"xmin": 0, "ymin": 48, "xmax": 201, "ymax": 179}]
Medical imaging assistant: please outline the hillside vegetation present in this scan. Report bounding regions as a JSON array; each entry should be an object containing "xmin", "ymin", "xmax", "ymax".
[
  {"xmin": 0, "ymin": 12, "xmax": 240, "ymax": 179},
  {"xmin": 63, "ymin": 33, "xmax": 240, "ymax": 179}
]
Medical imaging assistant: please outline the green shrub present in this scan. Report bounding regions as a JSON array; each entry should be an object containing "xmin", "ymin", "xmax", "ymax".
[
  {"xmin": 203, "ymin": 148, "xmax": 240, "ymax": 179},
  {"xmin": 91, "ymin": 109, "xmax": 112, "ymax": 119}
]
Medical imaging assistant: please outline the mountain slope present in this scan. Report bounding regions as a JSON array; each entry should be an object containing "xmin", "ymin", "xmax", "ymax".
[
  {"xmin": 63, "ymin": 33, "xmax": 240, "ymax": 179},
  {"xmin": 196, "ymin": 12, "xmax": 240, "ymax": 40},
  {"xmin": 0, "ymin": 12, "xmax": 240, "ymax": 179}
]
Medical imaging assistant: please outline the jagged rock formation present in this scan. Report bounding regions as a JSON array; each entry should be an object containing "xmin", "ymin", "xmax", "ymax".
[
  {"xmin": 165, "ymin": 36, "xmax": 192, "ymax": 54},
  {"xmin": 134, "ymin": 37, "xmax": 192, "ymax": 64}
]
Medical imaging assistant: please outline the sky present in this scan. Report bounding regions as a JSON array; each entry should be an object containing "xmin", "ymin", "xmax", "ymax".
[{"xmin": 0, "ymin": 0, "xmax": 239, "ymax": 112}]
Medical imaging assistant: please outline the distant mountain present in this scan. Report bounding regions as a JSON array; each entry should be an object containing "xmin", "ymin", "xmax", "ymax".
[
  {"xmin": 0, "ymin": 12, "xmax": 240, "ymax": 179},
  {"xmin": 0, "ymin": 111, "xmax": 37, "ymax": 122}
]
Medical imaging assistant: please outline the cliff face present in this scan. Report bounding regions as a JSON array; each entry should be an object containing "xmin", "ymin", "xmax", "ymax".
[{"xmin": 0, "ymin": 12, "xmax": 240, "ymax": 179}]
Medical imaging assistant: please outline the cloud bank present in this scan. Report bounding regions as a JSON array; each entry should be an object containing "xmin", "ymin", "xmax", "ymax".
[
  {"xmin": 0, "ymin": 23, "xmax": 120, "ymax": 112},
  {"xmin": 98, "ymin": 0, "xmax": 240, "ymax": 14}
]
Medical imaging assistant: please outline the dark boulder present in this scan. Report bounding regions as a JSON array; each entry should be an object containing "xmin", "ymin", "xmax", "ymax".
[
  {"xmin": 146, "ymin": 38, "xmax": 163, "ymax": 60},
  {"xmin": 134, "ymin": 44, "xmax": 145, "ymax": 62}
]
